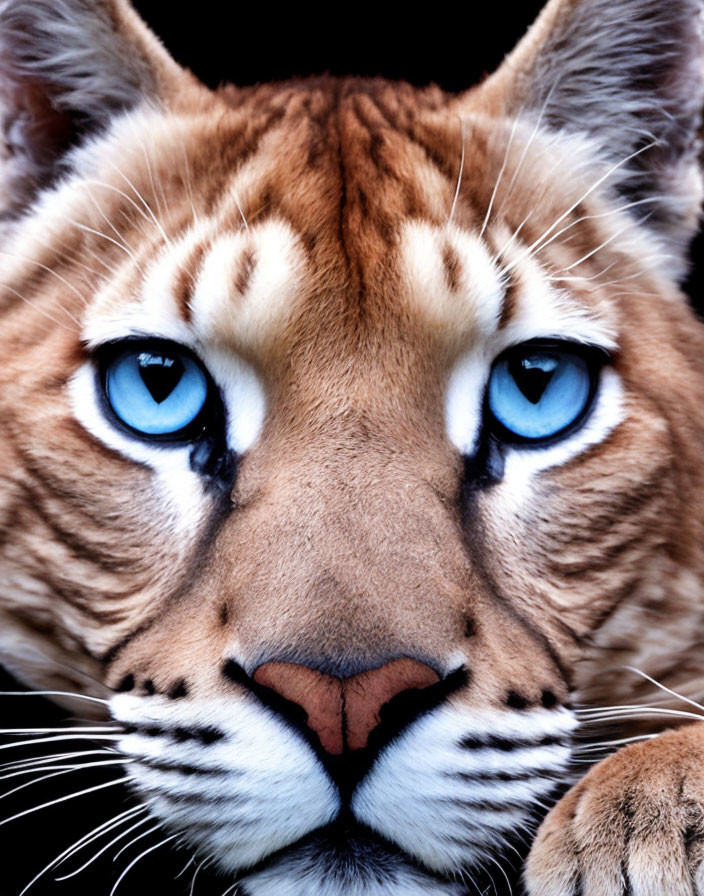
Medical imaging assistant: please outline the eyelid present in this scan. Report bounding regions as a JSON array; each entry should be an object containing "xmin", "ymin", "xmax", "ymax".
[{"xmin": 492, "ymin": 337, "xmax": 612, "ymax": 366}]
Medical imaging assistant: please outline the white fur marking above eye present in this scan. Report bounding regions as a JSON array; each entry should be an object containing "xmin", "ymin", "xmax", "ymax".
[
  {"xmin": 190, "ymin": 218, "xmax": 306, "ymax": 354},
  {"xmin": 401, "ymin": 221, "xmax": 505, "ymax": 343}
]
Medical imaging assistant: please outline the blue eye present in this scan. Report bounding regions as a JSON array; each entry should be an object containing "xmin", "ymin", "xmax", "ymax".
[
  {"xmin": 103, "ymin": 343, "xmax": 209, "ymax": 439},
  {"xmin": 487, "ymin": 343, "xmax": 602, "ymax": 443}
]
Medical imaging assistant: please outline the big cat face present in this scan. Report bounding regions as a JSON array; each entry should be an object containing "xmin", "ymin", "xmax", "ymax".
[{"xmin": 0, "ymin": 1, "xmax": 703, "ymax": 895}]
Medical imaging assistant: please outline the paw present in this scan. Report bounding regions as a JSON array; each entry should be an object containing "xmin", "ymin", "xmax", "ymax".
[{"xmin": 524, "ymin": 724, "xmax": 704, "ymax": 896}]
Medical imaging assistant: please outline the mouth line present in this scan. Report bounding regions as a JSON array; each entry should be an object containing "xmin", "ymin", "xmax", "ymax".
[
  {"xmin": 233, "ymin": 814, "xmax": 529, "ymax": 895},
  {"xmin": 235, "ymin": 814, "xmax": 455, "ymax": 882}
]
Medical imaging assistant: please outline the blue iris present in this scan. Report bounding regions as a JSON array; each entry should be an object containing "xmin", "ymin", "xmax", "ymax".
[
  {"xmin": 105, "ymin": 346, "xmax": 208, "ymax": 437},
  {"xmin": 488, "ymin": 346, "xmax": 593, "ymax": 442}
]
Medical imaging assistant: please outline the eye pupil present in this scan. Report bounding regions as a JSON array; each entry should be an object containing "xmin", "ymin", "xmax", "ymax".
[
  {"xmin": 137, "ymin": 352, "xmax": 185, "ymax": 405},
  {"xmin": 102, "ymin": 341, "xmax": 210, "ymax": 439},
  {"xmin": 487, "ymin": 342, "xmax": 603, "ymax": 444},
  {"xmin": 508, "ymin": 354, "xmax": 559, "ymax": 405}
]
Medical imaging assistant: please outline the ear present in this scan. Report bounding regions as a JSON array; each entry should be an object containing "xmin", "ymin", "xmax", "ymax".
[
  {"xmin": 471, "ymin": 0, "xmax": 704, "ymax": 274},
  {"xmin": 0, "ymin": 0, "xmax": 192, "ymax": 214}
]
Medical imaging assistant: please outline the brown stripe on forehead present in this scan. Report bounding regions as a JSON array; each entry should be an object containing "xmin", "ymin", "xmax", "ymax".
[
  {"xmin": 349, "ymin": 92, "xmax": 453, "ymax": 207},
  {"xmin": 234, "ymin": 247, "xmax": 256, "ymax": 297},
  {"xmin": 173, "ymin": 241, "xmax": 208, "ymax": 324},
  {"xmin": 497, "ymin": 269, "xmax": 520, "ymax": 331},
  {"xmin": 442, "ymin": 242, "xmax": 462, "ymax": 293}
]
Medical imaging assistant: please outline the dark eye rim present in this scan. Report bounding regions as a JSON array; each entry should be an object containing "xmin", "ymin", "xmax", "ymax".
[
  {"xmin": 96, "ymin": 336, "xmax": 223, "ymax": 445},
  {"xmin": 484, "ymin": 338, "xmax": 611, "ymax": 448}
]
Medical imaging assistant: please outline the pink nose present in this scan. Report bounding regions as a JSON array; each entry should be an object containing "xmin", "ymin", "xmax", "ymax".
[{"xmin": 253, "ymin": 658, "xmax": 440, "ymax": 754}]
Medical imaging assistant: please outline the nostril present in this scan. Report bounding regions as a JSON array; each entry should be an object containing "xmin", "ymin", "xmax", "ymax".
[
  {"xmin": 253, "ymin": 661, "xmax": 345, "ymax": 754},
  {"xmin": 343, "ymin": 659, "xmax": 441, "ymax": 751}
]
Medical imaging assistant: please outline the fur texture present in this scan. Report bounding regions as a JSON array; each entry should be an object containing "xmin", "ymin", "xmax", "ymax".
[{"xmin": 0, "ymin": 1, "xmax": 703, "ymax": 894}]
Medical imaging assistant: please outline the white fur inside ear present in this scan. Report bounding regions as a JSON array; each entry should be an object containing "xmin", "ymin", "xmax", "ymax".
[{"xmin": 486, "ymin": 0, "xmax": 704, "ymax": 271}]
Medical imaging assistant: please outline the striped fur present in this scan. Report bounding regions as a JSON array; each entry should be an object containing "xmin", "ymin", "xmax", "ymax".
[{"xmin": 0, "ymin": 0, "xmax": 703, "ymax": 893}]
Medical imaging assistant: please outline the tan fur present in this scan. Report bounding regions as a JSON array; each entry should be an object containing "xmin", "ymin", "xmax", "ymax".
[{"xmin": 1, "ymin": 0, "xmax": 704, "ymax": 891}]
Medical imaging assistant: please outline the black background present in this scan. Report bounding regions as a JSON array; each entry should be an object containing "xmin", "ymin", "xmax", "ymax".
[{"xmin": 1, "ymin": 3, "xmax": 702, "ymax": 896}]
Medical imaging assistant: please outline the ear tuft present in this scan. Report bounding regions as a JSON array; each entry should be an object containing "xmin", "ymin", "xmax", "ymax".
[
  {"xmin": 477, "ymin": 0, "xmax": 704, "ymax": 273},
  {"xmin": 0, "ymin": 0, "xmax": 185, "ymax": 213},
  {"xmin": 0, "ymin": 0, "xmax": 156, "ymax": 123}
]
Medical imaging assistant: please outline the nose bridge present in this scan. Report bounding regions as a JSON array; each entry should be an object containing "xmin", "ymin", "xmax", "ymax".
[
  {"xmin": 260, "ymin": 421, "xmax": 461, "ymax": 569},
  {"xmin": 220, "ymin": 431, "xmax": 472, "ymax": 665}
]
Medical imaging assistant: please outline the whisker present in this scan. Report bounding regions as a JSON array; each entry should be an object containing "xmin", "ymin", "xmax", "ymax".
[
  {"xmin": 68, "ymin": 220, "xmax": 143, "ymax": 270},
  {"xmin": 44, "ymin": 236, "xmax": 112, "ymax": 284},
  {"xmin": 175, "ymin": 855, "xmax": 196, "ymax": 880},
  {"xmin": 0, "ymin": 759, "xmax": 131, "ymax": 800},
  {"xmin": 81, "ymin": 242, "xmax": 125, "ymax": 279},
  {"xmin": 0, "ymin": 281, "xmax": 77, "ymax": 332},
  {"xmin": 19, "ymin": 805, "xmax": 145, "ymax": 896},
  {"xmin": 572, "ymin": 733, "xmax": 658, "ymax": 754},
  {"xmin": 447, "ymin": 115, "xmax": 467, "ymax": 229},
  {"xmin": 113, "ymin": 821, "xmax": 165, "ymax": 861},
  {"xmin": 0, "ymin": 249, "xmax": 88, "ymax": 313},
  {"xmin": 0, "ymin": 735, "xmax": 122, "ymax": 754},
  {"xmin": 576, "ymin": 707, "xmax": 704, "ymax": 723},
  {"xmin": 557, "ymin": 213, "xmax": 654, "ymax": 274},
  {"xmin": 0, "ymin": 775, "xmax": 130, "ymax": 829},
  {"xmin": 234, "ymin": 194, "xmax": 249, "ymax": 232},
  {"xmin": 0, "ymin": 758, "xmax": 130, "ymax": 783},
  {"xmin": 575, "ymin": 700, "xmax": 700, "ymax": 715},
  {"xmin": 56, "ymin": 812, "xmax": 152, "ymax": 881},
  {"xmin": 8, "ymin": 650, "xmax": 114, "ymax": 698},
  {"xmin": 0, "ymin": 726, "xmax": 118, "ymax": 735},
  {"xmin": 503, "ymin": 140, "xmax": 659, "ymax": 272},
  {"xmin": 128, "ymin": 116, "xmax": 167, "ymax": 220},
  {"xmin": 493, "ymin": 211, "xmax": 533, "ymax": 263},
  {"xmin": 486, "ymin": 855, "xmax": 513, "ymax": 896},
  {"xmin": 501, "ymin": 83, "xmax": 557, "ymax": 205},
  {"xmin": 621, "ymin": 666, "xmax": 704, "ymax": 713},
  {"xmin": 109, "ymin": 832, "xmax": 178, "ymax": 896},
  {"xmin": 102, "ymin": 160, "xmax": 173, "ymax": 247},
  {"xmin": 0, "ymin": 689, "xmax": 110, "ymax": 705},
  {"xmin": 548, "ymin": 260, "xmax": 619, "ymax": 285},
  {"xmin": 0, "ymin": 749, "xmax": 118, "ymax": 772},
  {"xmin": 78, "ymin": 185, "xmax": 138, "ymax": 255},
  {"xmin": 536, "ymin": 195, "xmax": 661, "ymax": 264},
  {"xmin": 480, "ymin": 117, "xmax": 520, "ymax": 239},
  {"xmin": 190, "ymin": 854, "xmax": 214, "ymax": 896}
]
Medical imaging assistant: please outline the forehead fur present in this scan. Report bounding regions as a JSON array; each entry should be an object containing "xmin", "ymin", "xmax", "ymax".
[{"xmin": 19, "ymin": 75, "xmax": 656, "ymax": 378}]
